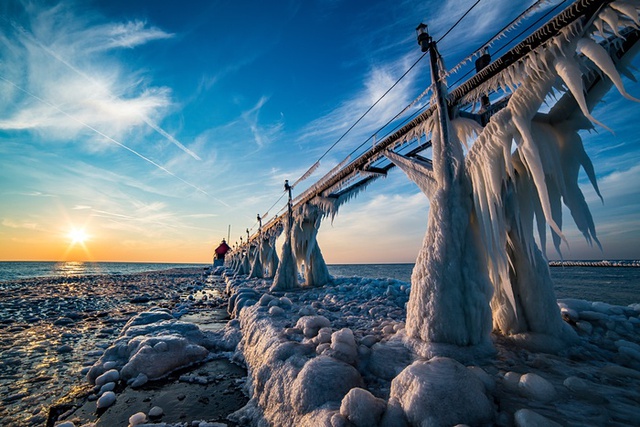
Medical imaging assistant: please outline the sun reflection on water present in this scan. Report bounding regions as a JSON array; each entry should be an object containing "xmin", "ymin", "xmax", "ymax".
[{"xmin": 53, "ymin": 261, "xmax": 88, "ymax": 277}]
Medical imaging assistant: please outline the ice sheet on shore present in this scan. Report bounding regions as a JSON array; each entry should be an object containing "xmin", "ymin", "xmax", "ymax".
[{"xmin": 219, "ymin": 269, "xmax": 640, "ymax": 427}]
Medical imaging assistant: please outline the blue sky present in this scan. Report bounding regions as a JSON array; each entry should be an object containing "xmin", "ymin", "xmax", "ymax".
[{"xmin": 0, "ymin": 0, "xmax": 639, "ymax": 263}]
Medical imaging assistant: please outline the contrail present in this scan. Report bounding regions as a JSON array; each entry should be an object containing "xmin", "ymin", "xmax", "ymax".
[
  {"xmin": 9, "ymin": 20, "xmax": 202, "ymax": 161},
  {"xmin": 0, "ymin": 75, "xmax": 230, "ymax": 208}
]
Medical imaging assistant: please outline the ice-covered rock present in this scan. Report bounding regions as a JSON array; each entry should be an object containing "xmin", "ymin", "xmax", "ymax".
[
  {"xmin": 503, "ymin": 371, "xmax": 522, "ymax": 391},
  {"xmin": 390, "ymin": 357, "xmax": 493, "ymax": 426},
  {"xmin": 148, "ymin": 406, "xmax": 164, "ymax": 417},
  {"xmin": 339, "ymin": 387, "xmax": 386, "ymax": 427},
  {"xmin": 120, "ymin": 335, "xmax": 208, "ymax": 381},
  {"xmin": 514, "ymin": 408, "xmax": 561, "ymax": 427},
  {"xmin": 518, "ymin": 373, "xmax": 556, "ymax": 402},
  {"xmin": 128, "ymin": 412, "xmax": 146, "ymax": 426},
  {"xmin": 96, "ymin": 391, "xmax": 116, "ymax": 408},
  {"xmin": 130, "ymin": 373, "xmax": 148, "ymax": 388},
  {"xmin": 326, "ymin": 328, "xmax": 358, "ymax": 365},
  {"xmin": 467, "ymin": 366, "xmax": 495, "ymax": 393},
  {"xmin": 296, "ymin": 315, "xmax": 331, "ymax": 338},
  {"xmin": 95, "ymin": 369, "xmax": 119, "ymax": 387},
  {"xmin": 367, "ymin": 339, "xmax": 412, "ymax": 380},
  {"xmin": 98, "ymin": 382, "xmax": 115, "ymax": 395},
  {"xmin": 291, "ymin": 355, "xmax": 364, "ymax": 414}
]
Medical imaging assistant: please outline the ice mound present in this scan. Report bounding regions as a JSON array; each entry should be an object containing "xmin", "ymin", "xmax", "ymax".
[
  {"xmin": 291, "ymin": 355, "xmax": 364, "ymax": 413},
  {"xmin": 339, "ymin": 387, "xmax": 387, "ymax": 427},
  {"xmin": 86, "ymin": 308, "xmax": 209, "ymax": 385},
  {"xmin": 119, "ymin": 334, "xmax": 209, "ymax": 381},
  {"xmin": 390, "ymin": 357, "xmax": 493, "ymax": 426}
]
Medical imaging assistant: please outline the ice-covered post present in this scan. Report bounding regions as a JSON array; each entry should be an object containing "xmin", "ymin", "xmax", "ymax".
[
  {"xmin": 263, "ymin": 225, "xmax": 280, "ymax": 279},
  {"xmin": 292, "ymin": 203, "xmax": 331, "ymax": 287},
  {"xmin": 271, "ymin": 180, "xmax": 299, "ymax": 291},
  {"xmin": 249, "ymin": 215, "xmax": 264, "ymax": 278},
  {"xmin": 387, "ymin": 24, "xmax": 493, "ymax": 351}
]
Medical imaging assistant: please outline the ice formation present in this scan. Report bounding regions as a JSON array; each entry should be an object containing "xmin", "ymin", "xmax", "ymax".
[
  {"xmin": 220, "ymin": 269, "xmax": 640, "ymax": 427},
  {"xmin": 386, "ymin": 50, "xmax": 494, "ymax": 350},
  {"xmin": 291, "ymin": 203, "xmax": 331, "ymax": 287},
  {"xmin": 384, "ymin": 5, "xmax": 639, "ymax": 350},
  {"xmin": 248, "ymin": 239, "xmax": 264, "ymax": 279},
  {"xmin": 211, "ymin": 4, "xmax": 640, "ymax": 426},
  {"xmin": 271, "ymin": 215, "xmax": 299, "ymax": 291},
  {"xmin": 86, "ymin": 308, "xmax": 210, "ymax": 386}
]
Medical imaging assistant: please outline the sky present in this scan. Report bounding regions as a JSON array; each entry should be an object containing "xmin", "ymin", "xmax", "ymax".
[{"xmin": 0, "ymin": 0, "xmax": 639, "ymax": 264}]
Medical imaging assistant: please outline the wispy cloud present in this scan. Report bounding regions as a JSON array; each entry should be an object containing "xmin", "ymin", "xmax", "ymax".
[
  {"xmin": 2, "ymin": 218, "xmax": 39, "ymax": 230},
  {"xmin": 240, "ymin": 96, "xmax": 284, "ymax": 148},
  {"xmin": 0, "ymin": 3, "xmax": 176, "ymax": 148},
  {"xmin": 296, "ymin": 52, "xmax": 420, "ymax": 161}
]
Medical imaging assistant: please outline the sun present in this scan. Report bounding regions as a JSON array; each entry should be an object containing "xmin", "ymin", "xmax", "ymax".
[{"xmin": 68, "ymin": 228, "xmax": 89, "ymax": 245}]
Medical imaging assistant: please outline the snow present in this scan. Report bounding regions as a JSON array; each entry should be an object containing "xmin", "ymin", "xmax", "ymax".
[
  {"xmin": 86, "ymin": 308, "xmax": 211, "ymax": 385},
  {"xmin": 390, "ymin": 357, "xmax": 493, "ymax": 427},
  {"xmin": 339, "ymin": 387, "xmax": 387, "ymax": 427},
  {"xmin": 216, "ymin": 269, "xmax": 640, "ymax": 426}
]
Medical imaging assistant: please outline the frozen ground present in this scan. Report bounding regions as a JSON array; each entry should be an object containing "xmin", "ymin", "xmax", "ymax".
[
  {"xmin": 8, "ymin": 267, "xmax": 640, "ymax": 426},
  {"xmin": 220, "ymin": 269, "xmax": 640, "ymax": 427}
]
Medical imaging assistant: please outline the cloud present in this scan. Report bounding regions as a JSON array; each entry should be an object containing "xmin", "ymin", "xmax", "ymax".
[
  {"xmin": 241, "ymin": 96, "xmax": 284, "ymax": 148},
  {"xmin": 0, "ymin": 2, "xmax": 175, "ymax": 146},
  {"xmin": 2, "ymin": 218, "xmax": 39, "ymax": 230}
]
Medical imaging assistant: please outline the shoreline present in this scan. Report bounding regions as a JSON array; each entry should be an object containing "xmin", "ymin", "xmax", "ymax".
[
  {"xmin": 3, "ymin": 266, "xmax": 640, "ymax": 426},
  {"xmin": 0, "ymin": 267, "xmax": 238, "ymax": 427}
]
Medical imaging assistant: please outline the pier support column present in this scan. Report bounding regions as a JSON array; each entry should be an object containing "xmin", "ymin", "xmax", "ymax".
[
  {"xmin": 384, "ymin": 26, "xmax": 493, "ymax": 351},
  {"xmin": 249, "ymin": 242, "xmax": 264, "ymax": 278},
  {"xmin": 292, "ymin": 203, "xmax": 330, "ymax": 287},
  {"xmin": 263, "ymin": 234, "xmax": 280, "ymax": 279},
  {"xmin": 271, "ymin": 181, "xmax": 299, "ymax": 291}
]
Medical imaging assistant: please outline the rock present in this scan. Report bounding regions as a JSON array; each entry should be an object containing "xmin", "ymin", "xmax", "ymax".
[
  {"xmin": 130, "ymin": 373, "xmax": 148, "ymax": 388},
  {"xmin": 130, "ymin": 295, "xmax": 151, "ymax": 303},
  {"xmin": 148, "ymin": 406, "xmax": 164, "ymax": 418},
  {"xmin": 99, "ymin": 382, "xmax": 115, "ymax": 395},
  {"xmin": 95, "ymin": 369, "xmax": 120, "ymax": 386},
  {"xmin": 128, "ymin": 411, "xmax": 146, "ymax": 425},
  {"xmin": 340, "ymin": 387, "xmax": 386, "ymax": 427},
  {"xmin": 518, "ymin": 373, "xmax": 556, "ymax": 402},
  {"xmin": 291, "ymin": 355, "xmax": 364, "ymax": 414},
  {"xmin": 96, "ymin": 391, "xmax": 116, "ymax": 408},
  {"xmin": 514, "ymin": 408, "xmax": 561, "ymax": 427},
  {"xmin": 269, "ymin": 306, "xmax": 285, "ymax": 317},
  {"xmin": 57, "ymin": 345, "xmax": 73, "ymax": 354},
  {"xmin": 390, "ymin": 357, "xmax": 493, "ymax": 427}
]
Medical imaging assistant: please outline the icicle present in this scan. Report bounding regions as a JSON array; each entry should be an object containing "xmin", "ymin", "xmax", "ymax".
[
  {"xmin": 554, "ymin": 56, "xmax": 613, "ymax": 133},
  {"xmin": 577, "ymin": 38, "xmax": 640, "ymax": 102},
  {"xmin": 600, "ymin": 8, "xmax": 625, "ymax": 38},
  {"xmin": 451, "ymin": 117, "xmax": 482, "ymax": 149},
  {"xmin": 385, "ymin": 150, "xmax": 436, "ymax": 197},
  {"xmin": 611, "ymin": 0, "xmax": 640, "ymax": 25},
  {"xmin": 293, "ymin": 160, "xmax": 320, "ymax": 188},
  {"xmin": 512, "ymin": 114, "xmax": 566, "ymax": 245}
]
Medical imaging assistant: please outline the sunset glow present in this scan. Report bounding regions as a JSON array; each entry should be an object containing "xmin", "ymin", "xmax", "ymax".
[{"xmin": 68, "ymin": 228, "xmax": 89, "ymax": 245}]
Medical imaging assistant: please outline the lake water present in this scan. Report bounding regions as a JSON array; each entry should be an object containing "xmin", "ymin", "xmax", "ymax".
[
  {"xmin": 327, "ymin": 263, "xmax": 640, "ymax": 307},
  {"xmin": 0, "ymin": 261, "xmax": 209, "ymax": 282},
  {"xmin": 0, "ymin": 261, "xmax": 638, "ymax": 306}
]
